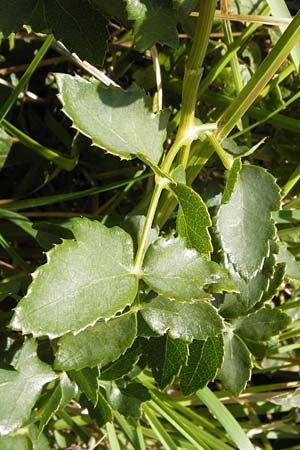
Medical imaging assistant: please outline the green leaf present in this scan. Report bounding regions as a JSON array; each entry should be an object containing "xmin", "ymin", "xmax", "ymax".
[
  {"xmin": 57, "ymin": 74, "xmax": 167, "ymax": 165},
  {"xmin": 107, "ymin": 382, "xmax": 148, "ymax": 418},
  {"xmin": 0, "ymin": 129, "xmax": 13, "ymax": 170},
  {"xmin": 0, "ymin": 425, "xmax": 50, "ymax": 450},
  {"xmin": 80, "ymin": 389, "xmax": 113, "ymax": 427},
  {"xmin": 69, "ymin": 367, "xmax": 99, "ymax": 406},
  {"xmin": 11, "ymin": 218, "xmax": 138, "ymax": 338},
  {"xmin": 141, "ymin": 296, "xmax": 224, "ymax": 341},
  {"xmin": 171, "ymin": 182, "xmax": 212, "ymax": 257},
  {"xmin": 38, "ymin": 374, "xmax": 75, "ymax": 434},
  {"xmin": 0, "ymin": 0, "xmax": 37, "ymax": 36},
  {"xmin": 90, "ymin": 0, "xmax": 128, "ymax": 24},
  {"xmin": 219, "ymin": 251, "xmax": 275, "ymax": 318},
  {"xmin": 44, "ymin": 0, "xmax": 108, "ymax": 65},
  {"xmin": 144, "ymin": 335, "xmax": 188, "ymax": 389},
  {"xmin": 55, "ymin": 313, "xmax": 137, "ymax": 370},
  {"xmin": 271, "ymin": 387, "xmax": 300, "ymax": 407},
  {"xmin": 277, "ymin": 241, "xmax": 300, "ymax": 280},
  {"xmin": 126, "ymin": 0, "xmax": 178, "ymax": 51},
  {"xmin": 143, "ymin": 236, "xmax": 236, "ymax": 301},
  {"xmin": 100, "ymin": 341, "xmax": 142, "ymax": 381},
  {"xmin": 234, "ymin": 306, "xmax": 291, "ymax": 342},
  {"xmin": 0, "ymin": 340, "xmax": 56, "ymax": 436},
  {"xmin": 218, "ymin": 332, "xmax": 252, "ymax": 395},
  {"xmin": 0, "ymin": 435, "xmax": 31, "ymax": 450},
  {"xmin": 261, "ymin": 262, "xmax": 286, "ymax": 302},
  {"xmin": 222, "ymin": 158, "xmax": 242, "ymax": 204},
  {"xmin": 180, "ymin": 335, "xmax": 224, "ymax": 395},
  {"xmin": 217, "ymin": 165, "xmax": 281, "ymax": 279}
]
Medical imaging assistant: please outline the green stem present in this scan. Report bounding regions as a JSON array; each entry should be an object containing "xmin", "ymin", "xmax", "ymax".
[
  {"xmin": 0, "ymin": 34, "xmax": 54, "ymax": 124},
  {"xmin": 133, "ymin": 2, "xmax": 217, "ymax": 269},
  {"xmin": 282, "ymin": 164, "xmax": 300, "ymax": 197},
  {"xmin": 217, "ymin": 8, "xmax": 300, "ymax": 139},
  {"xmin": 2, "ymin": 120, "xmax": 77, "ymax": 171},
  {"xmin": 205, "ymin": 132, "xmax": 233, "ymax": 170},
  {"xmin": 177, "ymin": 0, "xmax": 217, "ymax": 166},
  {"xmin": 133, "ymin": 181, "xmax": 165, "ymax": 273}
]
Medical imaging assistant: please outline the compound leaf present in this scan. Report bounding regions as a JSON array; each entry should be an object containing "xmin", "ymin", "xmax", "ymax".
[
  {"xmin": 57, "ymin": 74, "xmax": 167, "ymax": 165},
  {"xmin": 11, "ymin": 218, "xmax": 138, "ymax": 338},
  {"xmin": 217, "ymin": 165, "xmax": 281, "ymax": 279},
  {"xmin": 141, "ymin": 296, "xmax": 224, "ymax": 341},
  {"xmin": 172, "ymin": 182, "xmax": 213, "ymax": 257},
  {"xmin": 126, "ymin": 0, "xmax": 178, "ymax": 51},
  {"xmin": 180, "ymin": 335, "xmax": 224, "ymax": 395},
  {"xmin": 218, "ymin": 331, "xmax": 252, "ymax": 395},
  {"xmin": 0, "ymin": 340, "xmax": 56, "ymax": 436},
  {"xmin": 234, "ymin": 306, "xmax": 291, "ymax": 342},
  {"xmin": 143, "ymin": 236, "xmax": 236, "ymax": 301},
  {"xmin": 44, "ymin": 0, "xmax": 108, "ymax": 65},
  {"xmin": 55, "ymin": 313, "xmax": 137, "ymax": 370}
]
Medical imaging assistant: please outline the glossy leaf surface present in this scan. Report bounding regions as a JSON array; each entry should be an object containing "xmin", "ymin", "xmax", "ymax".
[
  {"xmin": 0, "ymin": 340, "xmax": 56, "ymax": 436},
  {"xmin": 218, "ymin": 332, "xmax": 252, "ymax": 395},
  {"xmin": 55, "ymin": 313, "xmax": 137, "ymax": 370},
  {"xmin": 57, "ymin": 74, "xmax": 167, "ymax": 164},
  {"xmin": 143, "ymin": 237, "xmax": 236, "ymax": 301},
  {"xmin": 11, "ymin": 218, "xmax": 138, "ymax": 338},
  {"xmin": 234, "ymin": 306, "xmax": 291, "ymax": 342},
  {"xmin": 141, "ymin": 296, "xmax": 224, "ymax": 341},
  {"xmin": 217, "ymin": 165, "xmax": 281, "ymax": 279}
]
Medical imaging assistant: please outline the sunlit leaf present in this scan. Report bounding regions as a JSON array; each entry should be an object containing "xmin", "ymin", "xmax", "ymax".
[
  {"xmin": 143, "ymin": 236, "xmax": 236, "ymax": 301},
  {"xmin": 218, "ymin": 331, "xmax": 252, "ymax": 395},
  {"xmin": 57, "ymin": 74, "xmax": 167, "ymax": 165},
  {"xmin": 141, "ymin": 296, "xmax": 224, "ymax": 341},
  {"xmin": 11, "ymin": 218, "xmax": 138, "ymax": 338},
  {"xmin": 55, "ymin": 313, "xmax": 137, "ymax": 370},
  {"xmin": 217, "ymin": 165, "xmax": 281, "ymax": 279},
  {"xmin": 0, "ymin": 340, "xmax": 56, "ymax": 436}
]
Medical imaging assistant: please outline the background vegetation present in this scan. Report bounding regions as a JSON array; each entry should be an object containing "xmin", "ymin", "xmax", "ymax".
[{"xmin": 1, "ymin": 1, "xmax": 300, "ymax": 449}]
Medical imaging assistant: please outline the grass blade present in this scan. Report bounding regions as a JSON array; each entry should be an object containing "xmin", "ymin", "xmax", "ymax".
[{"xmin": 197, "ymin": 387, "xmax": 255, "ymax": 450}]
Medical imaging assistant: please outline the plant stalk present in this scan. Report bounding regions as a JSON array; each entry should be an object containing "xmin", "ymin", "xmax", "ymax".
[
  {"xmin": 0, "ymin": 34, "xmax": 54, "ymax": 124},
  {"xmin": 133, "ymin": 1, "xmax": 217, "ymax": 270}
]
